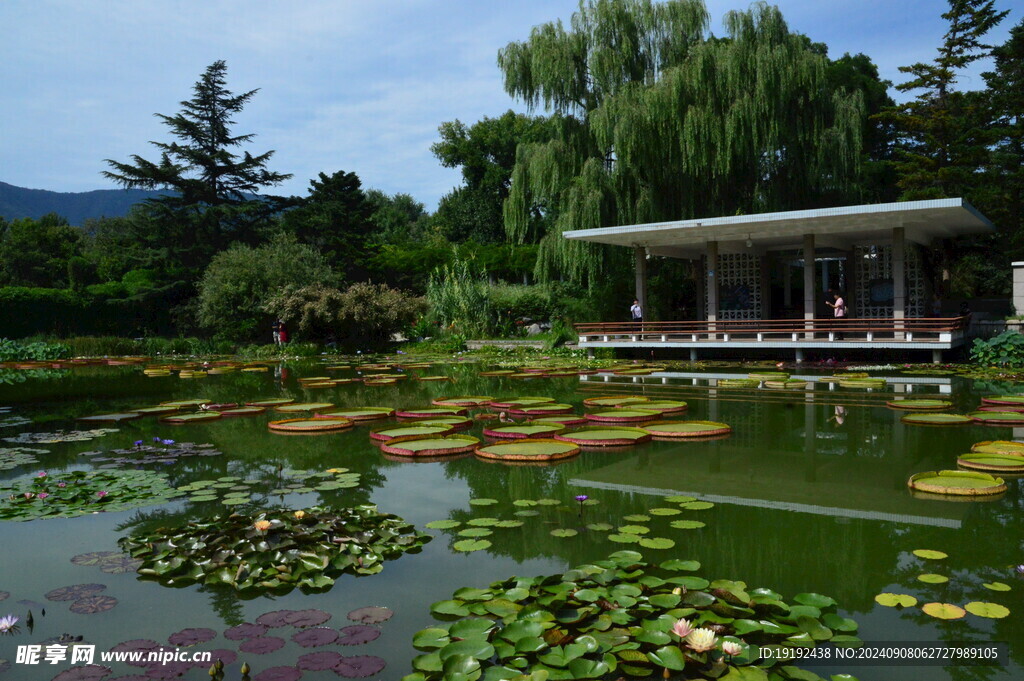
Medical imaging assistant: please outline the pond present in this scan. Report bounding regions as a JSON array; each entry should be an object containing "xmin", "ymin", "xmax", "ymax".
[{"xmin": 0, "ymin": 359, "xmax": 1020, "ymax": 681}]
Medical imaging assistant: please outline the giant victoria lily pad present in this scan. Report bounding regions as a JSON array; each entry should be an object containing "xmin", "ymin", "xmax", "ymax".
[
  {"xmin": 475, "ymin": 439, "xmax": 580, "ymax": 463},
  {"xmin": 370, "ymin": 423, "xmax": 454, "ymax": 442},
  {"xmin": 555, "ymin": 426, "xmax": 652, "ymax": 446},
  {"xmin": 971, "ymin": 440, "xmax": 1024, "ymax": 455},
  {"xmin": 581, "ymin": 395, "xmax": 650, "ymax": 408},
  {"xmin": 395, "ymin": 406, "xmax": 469, "ymax": 418},
  {"xmin": 482, "ymin": 424, "xmax": 566, "ymax": 439},
  {"xmin": 379, "ymin": 434, "xmax": 480, "ymax": 458},
  {"xmin": 0, "ymin": 469, "xmax": 181, "ymax": 521},
  {"xmin": 642, "ymin": 420, "xmax": 732, "ymax": 439},
  {"xmin": 900, "ymin": 413, "xmax": 974, "ymax": 426},
  {"xmin": 585, "ymin": 409, "xmax": 660, "ymax": 423},
  {"xmin": 409, "ymin": 550, "xmax": 859, "ymax": 680},
  {"xmin": 886, "ymin": 399, "xmax": 953, "ymax": 411},
  {"xmin": 980, "ymin": 395, "xmax": 1024, "ymax": 406},
  {"xmin": 119, "ymin": 505, "xmax": 430, "ymax": 593},
  {"xmin": 159, "ymin": 412, "xmax": 222, "ymax": 424},
  {"xmin": 269, "ymin": 418, "xmax": 354, "ymax": 433},
  {"xmin": 508, "ymin": 403, "xmax": 575, "ymax": 416},
  {"xmin": 488, "ymin": 397, "xmax": 556, "ymax": 410},
  {"xmin": 432, "ymin": 396, "xmax": 493, "ymax": 407},
  {"xmin": 956, "ymin": 453, "xmax": 1024, "ymax": 473},
  {"xmin": 405, "ymin": 416, "xmax": 473, "ymax": 431},
  {"xmin": 907, "ymin": 470, "xmax": 1007, "ymax": 496},
  {"xmin": 276, "ymin": 402, "xmax": 334, "ymax": 413},
  {"xmin": 969, "ymin": 410, "xmax": 1024, "ymax": 425},
  {"xmin": 317, "ymin": 407, "xmax": 395, "ymax": 421},
  {"xmin": 529, "ymin": 415, "xmax": 589, "ymax": 427}
]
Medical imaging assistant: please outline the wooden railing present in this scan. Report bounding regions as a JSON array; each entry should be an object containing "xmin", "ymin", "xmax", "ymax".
[{"xmin": 575, "ymin": 316, "xmax": 969, "ymax": 344}]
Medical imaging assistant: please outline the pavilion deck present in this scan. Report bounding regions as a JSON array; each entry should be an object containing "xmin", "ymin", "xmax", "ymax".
[{"xmin": 574, "ymin": 315, "xmax": 970, "ymax": 362}]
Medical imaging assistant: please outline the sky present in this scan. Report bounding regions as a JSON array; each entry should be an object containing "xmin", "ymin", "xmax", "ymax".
[{"xmin": 1, "ymin": 0, "xmax": 1018, "ymax": 210}]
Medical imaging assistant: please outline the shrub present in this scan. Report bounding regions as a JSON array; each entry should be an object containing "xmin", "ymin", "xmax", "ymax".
[
  {"xmin": 62, "ymin": 336, "xmax": 142, "ymax": 357},
  {"xmin": 970, "ymin": 331, "xmax": 1024, "ymax": 368},
  {"xmin": 196, "ymin": 234, "xmax": 336, "ymax": 341},
  {"xmin": 426, "ymin": 260, "xmax": 492, "ymax": 336},
  {"xmin": 266, "ymin": 282, "xmax": 425, "ymax": 345}
]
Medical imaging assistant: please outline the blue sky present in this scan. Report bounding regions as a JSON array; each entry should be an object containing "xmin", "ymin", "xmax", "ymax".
[{"xmin": 1, "ymin": 0, "xmax": 1017, "ymax": 210}]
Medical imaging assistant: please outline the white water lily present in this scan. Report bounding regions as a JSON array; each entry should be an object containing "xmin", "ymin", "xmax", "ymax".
[
  {"xmin": 671, "ymin": 617, "xmax": 694, "ymax": 639},
  {"xmin": 685, "ymin": 627, "xmax": 718, "ymax": 653},
  {"xmin": 0, "ymin": 614, "xmax": 19, "ymax": 634},
  {"xmin": 721, "ymin": 640, "xmax": 743, "ymax": 657}
]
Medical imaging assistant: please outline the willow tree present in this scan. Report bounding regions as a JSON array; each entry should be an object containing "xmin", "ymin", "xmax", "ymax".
[{"xmin": 499, "ymin": 0, "xmax": 865, "ymax": 284}]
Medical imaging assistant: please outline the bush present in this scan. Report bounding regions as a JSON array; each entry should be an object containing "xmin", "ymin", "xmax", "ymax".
[
  {"xmin": 62, "ymin": 336, "xmax": 143, "ymax": 357},
  {"xmin": 266, "ymin": 282, "xmax": 425, "ymax": 345},
  {"xmin": 196, "ymin": 234, "xmax": 336, "ymax": 341},
  {"xmin": 0, "ymin": 338, "xmax": 71, "ymax": 362},
  {"xmin": 970, "ymin": 331, "xmax": 1024, "ymax": 368},
  {"xmin": 426, "ymin": 260, "xmax": 492, "ymax": 336}
]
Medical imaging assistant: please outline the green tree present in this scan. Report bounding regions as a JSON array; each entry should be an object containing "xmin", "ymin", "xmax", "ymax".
[
  {"xmin": 0, "ymin": 213, "xmax": 83, "ymax": 288},
  {"xmin": 983, "ymin": 19, "xmax": 1024, "ymax": 257},
  {"xmin": 196, "ymin": 234, "xmax": 335, "ymax": 341},
  {"xmin": 499, "ymin": 0, "xmax": 865, "ymax": 284},
  {"xmin": 879, "ymin": 0, "xmax": 1008, "ymax": 200},
  {"xmin": 103, "ymin": 60, "xmax": 291, "ymax": 268},
  {"xmin": 432, "ymin": 111, "xmax": 550, "ymax": 244},
  {"xmin": 365, "ymin": 189, "xmax": 432, "ymax": 245},
  {"xmin": 280, "ymin": 170, "xmax": 374, "ymax": 280}
]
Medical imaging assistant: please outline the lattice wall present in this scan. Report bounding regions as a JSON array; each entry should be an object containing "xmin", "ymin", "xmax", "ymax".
[
  {"xmin": 853, "ymin": 244, "xmax": 925, "ymax": 318},
  {"xmin": 703, "ymin": 253, "xmax": 762, "ymax": 320}
]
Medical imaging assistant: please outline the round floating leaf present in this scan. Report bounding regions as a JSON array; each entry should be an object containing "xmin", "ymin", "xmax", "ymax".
[
  {"xmin": 467, "ymin": 518, "xmax": 500, "ymax": 527},
  {"xmin": 623, "ymin": 514, "xmax": 650, "ymax": 522},
  {"xmin": 348, "ymin": 606, "xmax": 393, "ymax": 625},
  {"xmin": 297, "ymin": 650, "xmax": 342, "ymax": 671},
  {"xmin": 514, "ymin": 510, "xmax": 539, "ymax": 517},
  {"xmin": 337, "ymin": 625, "xmax": 382, "ymax": 646},
  {"xmin": 292, "ymin": 627, "xmax": 339, "ymax": 647},
  {"xmin": 46, "ymin": 584, "xmax": 107, "ymax": 602},
  {"xmin": 224, "ymin": 623, "xmax": 267, "ymax": 640},
  {"xmin": 617, "ymin": 525, "xmax": 650, "ymax": 535},
  {"xmin": 239, "ymin": 636, "xmax": 286, "ymax": 654},
  {"xmin": 664, "ymin": 495, "xmax": 696, "ymax": 503},
  {"xmin": 285, "ymin": 609, "xmax": 332, "ymax": 627},
  {"xmin": 493, "ymin": 520, "xmax": 523, "ymax": 528},
  {"xmin": 921, "ymin": 602, "xmax": 966, "ymax": 619},
  {"xmin": 638, "ymin": 537, "xmax": 675, "ymax": 550},
  {"xmin": 425, "ymin": 520, "xmax": 461, "ymax": 530},
  {"xmin": 794, "ymin": 593, "xmax": 838, "ymax": 608},
  {"xmin": 550, "ymin": 529, "xmax": 578, "ymax": 538},
  {"xmin": 964, "ymin": 602, "xmax": 1010, "ymax": 619},
  {"xmin": 874, "ymin": 593, "xmax": 917, "ymax": 608},
  {"xmin": 586, "ymin": 523, "xmax": 613, "ymax": 531},
  {"xmin": 912, "ymin": 549, "xmax": 948, "ymax": 560},
  {"xmin": 253, "ymin": 667, "xmax": 301, "ymax": 681},
  {"xmin": 607, "ymin": 534, "xmax": 641, "ymax": 544},
  {"xmin": 167, "ymin": 628, "xmax": 216, "ymax": 646},
  {"xmin": 983, "ymin": 582, "xmax": 1011, "ymax": 592},
  {"xmin": 468, "ymin": 498, "xmax": 497, "ymax": 506},
  {"xmin": 648, "ymin": 507, "xmax": 681, "ymax": 516},
  {"xmin": 458, "ymin": 528, "xmax": 493, "ymax": 538},
  {"xmin": 660, "ymin": 559, "xmax": 700, "ymax": 571},
  {"xmin": 679, "ymin": 501, "xmax": 714, "ymax": 510},
  {"xmin": 917, "ymin": 573, "xmax": 949, "ymax": 584},
  {"xmin": 69, "ymin": 595, "xmax": 118, "ymax": 614},
  {"xmin": 453, "ymin": 539, "xmax": 492, "ymax": 552},
  {"xmin": 670, "ymin": 520, "xmax": 706, "ymax": 530}
]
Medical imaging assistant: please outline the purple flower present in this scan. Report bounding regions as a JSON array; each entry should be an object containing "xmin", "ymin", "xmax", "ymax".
[
  {"xmin": 37, "ymin": 492, "xmax": 49, "ymax": 500},
  {"xmin": 153, "ymin": 437, "xmax": 161, "ymax": 443},
  {"xmin": 96, "ymin": 491, "xmax": 108, "ymax": 498},
  {"xmin": 23, "ymin": 493, "xmax": 33, "ymax": 499},
  {"xmin": 161, "ymin": 439, "xmax": 175, "ymax": 446},
  {"xmin": 57, "ymin": 482, "xmax": 66, "ymax": 488},
  {"xmin": 0, "ymin": 614, "xmax": 19, "ymax": 634},
  {"xmin": 575, "ymin": 495, "xmax": 589, "ymax": 502},
  {"xmin": 134, "ymin": 440, "xmax": 144, "ymax": 447},
  {"xmin": 1016, "ymin": 565, "xmax": 1024, "ymax": 575},
  {"xmin": 36, "ymin": 471, "xmax": 47, "ymax": 478}
]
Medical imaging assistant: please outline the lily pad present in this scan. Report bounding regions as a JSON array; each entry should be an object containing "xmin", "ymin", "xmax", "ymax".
[
  {"xmin": 550, "ymin": 529, "xmax": 578, "ymax": 538},
  {"xmin": 912, "ymin": 549, "xmax": 948, "ymax": 560},
  {"xmin": 46, "ymin": 584, "xmax": 107, "ymax": 602},
  {"xmin": 669, "ymin": 520, "xmax": 706, "ymax": 530},
  {"xmin": 292, "ymin": 627, "xmax": 339, "ymax": 647},
  {"xmin": 337, "ymin": 625, "xmax": 382, "ymax": 646},
  {"xmin": 334, "ymin": 655, "xmax": 386, "ymax": 678},
  {"xmin": 468, "ymin": 498, "xmax": 498, "ymax": 506},
  {"xmin": 224, "ymin": 623, "xmax": 267, "ymax": 640},
  {"xmin": 476, "ymin": 439, "xmax": 580, "ymax": 463},
  {"xmin": 982, "ymin": 582, "xmax": 1011, "ymax": 591},
  {"xmin": 964, "ymin": 601, "xmax": 1010, "ymax": 619},
  {"xmin": 921, "ymin": 602, "xmax": 966, "ymax": 620},
  {"xmin": 69, "ymin": 594, "xmax": 118, "ymax": 614},
  {"xmin": 679, "ymin": 501, "xmax": 715, "ymax": 510},
  {"xmin": 453, "ymin": 539, "xmax": 492, "ymax": 552},
  {"xmin": 917, "ymin": 573, "xmax": 949, "ymax": 584},
  {"xmin": 167, "ymin": 628, "xmax": 216, "ymax": 646},
  {"xmin": 239, "ymin": 636, "xmax": 286, "ymax": 654},
  {"xmin": 348, "ymin": 606, "xmax": 393, "ymax": 625},
  {"xmin": 425, "ymin": 520, "xmax": 462, "ymax": 530},
  {"xmin": 297, "ymin": 650, "xmax": 342, "ymax": 670},
  {"xmin": 907, "ymin": 470, "xmax": 1006, "ymax": 496}
]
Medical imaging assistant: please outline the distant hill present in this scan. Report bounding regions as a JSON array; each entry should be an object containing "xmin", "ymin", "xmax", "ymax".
[{"xmin": 0, "ymin": 181, "xmax": 169, "ymax": 225}]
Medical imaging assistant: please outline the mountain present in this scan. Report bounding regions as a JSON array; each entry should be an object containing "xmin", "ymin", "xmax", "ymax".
[{"xmin": 0, "ymin": 181, "xmax": 168, "ymax": 225}]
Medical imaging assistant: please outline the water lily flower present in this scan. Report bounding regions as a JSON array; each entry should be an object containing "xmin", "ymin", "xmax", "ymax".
[
  {"xmin": 253, "ymin": 520, "xmax": 272, "ymax": 532},
  {"xmin": 721, "ymin": 641, "xmax": 743, "ymax": 657},
  {"xmin": 153, "ymin": 437, "xmax": 161, "ymax": 443},
  {"xmin": 685, "ymin": 628, "xmax": 718, "ymax": 653},
  {"xmin": 23, "ymin": 493, "xmax": 33, "ymax": 499},
  {"xmin": 1016, "ymin": 564, "xmax": 1024, "ymax": 575},
  {"xmin": 57, "ymin": 482, "xmax": 66, "ymax": 488},
  {"xmin": 671, "ymin": 618, "xmax": 694, "ymax": 639},
  {"xmin": 0, "ymin": 614, "xmax": 18, "ymax": 634},
  {"xmin": 96, "ymin": 491, "xmax": 108, "ymax": 498},
  {"xmin": 161, "ymin": 439, "xmax": 175, "ymax": 446},
  {"xmin": 326, "ymin": 468, "xmax": 343, "ymax": 473},
  {"xmin": 37, "ymin": 492, "xmax": 49, "ymax": 500},
  {"xmin": 575, "ymin": 495, "xmax": 589, "ymax": 502},
  {"xmin": 294, "ymin": 510, "xmax": 306, "ymax": 519},
  {"xmin": 134, "ymin": 440, "xmax": 144, "ymax": 447},
  {"xmin": 36, "ymin": 471, "xmax": 47, "ymax": 478}
]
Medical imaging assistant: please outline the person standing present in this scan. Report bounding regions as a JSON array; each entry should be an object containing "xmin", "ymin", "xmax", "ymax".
[
  {"xmin": 825, "ymin": 291, "xmax": 846, "ymax": 339},
  {"xmin": 630, "ymin": 299, "xmax": 643, "ymax": 323},
  {"xmin": 272, "ymin": 319, "xmax": 282, "ymax": 346},
  {"xmin": 278, "ymin": 320, "xmax": 288, "ymax": 346}
]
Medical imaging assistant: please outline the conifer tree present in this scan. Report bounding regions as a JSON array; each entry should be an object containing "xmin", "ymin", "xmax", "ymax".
[
  {"xmin": 103, "ymin": 60, "xmax": 291, "ymax": 265},
  {"xmin": 879, "ymin": 0, "xmax": 1008, "ymax": 199}
]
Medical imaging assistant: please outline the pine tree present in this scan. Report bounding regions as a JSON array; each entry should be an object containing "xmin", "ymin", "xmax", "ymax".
[
  {"xmin": 879, "ymin": 0, "xmax": 1008, "ymax": 200},
  {"xmin": 103, "ymin": 60, "xmax": 291, "ymax": 263},
  {"xmin": 983, "ymin": 19, "xmax": 1024, "ymax": 256},
  {"xmin": 498, "ymin": 0, "xmax": 866, "ymax": 285}
]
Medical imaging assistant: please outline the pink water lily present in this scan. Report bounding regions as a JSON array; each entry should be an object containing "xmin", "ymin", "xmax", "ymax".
[
  {"xmin": 37, "ymin": 492, "xmax": 49, "ymax": 500},
  {"xmin": 96, "ymin": 490, "xmax": 108, "ymax": 498},
  {"xmin": 671, "ymin": 618, "xmax": 694, "ymax": 639},
  {"xmin": 722, "ymin": 641, "xmax": 743, "ymax": 657},
  {"xmin": 36, "ymin": 471, "xmax": 47, "ymax": 478}
]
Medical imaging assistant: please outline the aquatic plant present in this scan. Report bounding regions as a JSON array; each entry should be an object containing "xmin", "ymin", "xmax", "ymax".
[
  {"xmin": 0, "ymin": 469, "xmax": 181, "ymax": 521},
  {"xmin": 405, "ymin": 550, "xmax": 859, "ymax": 680},
  {"xmin": 120, "ymin": 505, "xmax": 431, "ymax": 593}
]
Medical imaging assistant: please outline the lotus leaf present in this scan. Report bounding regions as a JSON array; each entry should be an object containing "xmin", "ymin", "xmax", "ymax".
[
  {"xmin": 453, "ymin": 539, "xmax": 491, "ymax": 552},
  {"xmin": 119, "ymin": 505, "xmax": 429, "ymax": 593},
  {"xmin": 907, "ymin": 470, "xmax": 1006, "ymax": 496},
  {"xmin": 680, "ymin": 501, "xmax": 715, "ymax": 510},
  {"xmin": 912, "ymin": 549, "xmax": 948, "ymax": 560},
  {"xmin": 406, "ymin": 551, "xmax": 856, "ymax": 680},
  {"xmin": 982, "ymin": 582, "xmax": 1011, "ymax": 591},
  {"xmin": 670, "ymin": 520, "xmax": 706, "ymax": 530},
  {"xmin": 550, "ymin": 529, "xmax": 578, "ymax": 538}
]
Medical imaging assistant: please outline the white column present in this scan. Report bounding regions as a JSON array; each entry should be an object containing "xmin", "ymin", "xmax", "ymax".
[
  {"xmin": 1013, "ymin": 261, "xmax": 1024, "ymax": 316},
  {"xmin": 893, "ymin": 227, "xmax": 906, "ymax": 340},
  {"xmin": 634, "ymin": 246, "xmax": 648, "ymax": 314},
  {"xmin": 803, "ymin": 234, "xmax": 815, "ymax": 339},
  {"xmin": 707, "ymin": 241, "xmax": 719, "ymax": 339}
]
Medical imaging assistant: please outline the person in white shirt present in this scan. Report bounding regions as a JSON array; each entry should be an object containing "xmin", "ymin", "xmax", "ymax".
[
  {"xmin": 825, "ymin": 291, "xmax": 846, "ymax": 339},
  {"xmin": 630, "ymin": 299, "xmax": 642, "ymax": 322}
]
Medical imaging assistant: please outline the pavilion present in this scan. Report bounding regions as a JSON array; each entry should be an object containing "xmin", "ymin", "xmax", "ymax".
[{"xmin": 564, "ymin": 198, "xmax": 993, "ymax": 361}]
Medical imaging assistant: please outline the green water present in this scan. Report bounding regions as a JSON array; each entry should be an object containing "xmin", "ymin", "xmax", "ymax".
[{"xmin": 0, "ymin": 361, "xmax": 1020, "ymax": 680}]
